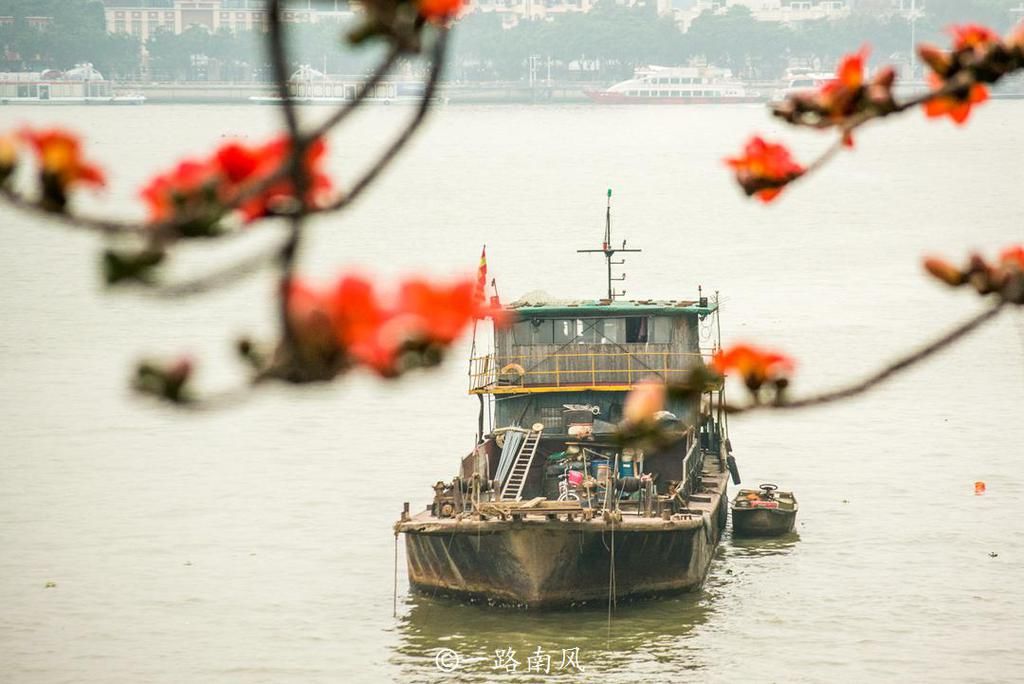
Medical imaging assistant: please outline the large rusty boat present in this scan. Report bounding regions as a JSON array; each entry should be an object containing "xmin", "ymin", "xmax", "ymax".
[{"xmin": 395, "ymin": 193, "xmax": 739, "ymax": 609}]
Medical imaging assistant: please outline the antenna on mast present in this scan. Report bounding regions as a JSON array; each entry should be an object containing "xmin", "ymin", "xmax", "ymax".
[{"xmin": 577, "ymin": 188, "xmax": 641, "ymax": 301}]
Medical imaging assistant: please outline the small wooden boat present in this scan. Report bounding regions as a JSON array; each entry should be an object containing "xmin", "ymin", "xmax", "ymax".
[{"xmin": 731, "ymin": 484, "xmax": 797, "ymax": 537}]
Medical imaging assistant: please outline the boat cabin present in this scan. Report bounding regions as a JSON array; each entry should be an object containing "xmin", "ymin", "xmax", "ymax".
[{"xmin": 460, "ymin": 294, "xmax": 723, "ymax": 506}]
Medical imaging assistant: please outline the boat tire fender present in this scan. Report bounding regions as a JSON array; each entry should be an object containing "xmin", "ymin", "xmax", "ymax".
[
  {"xmin": 726, "ymin": 455, "xmax": 741, "ymax": 485},
  {"xmin": 616, "ymin": 476, "xmax": 642, "ymax": 493},
  {"xmin": 702, "ymin": 512, "xmax": 713, "ymax": 544}
]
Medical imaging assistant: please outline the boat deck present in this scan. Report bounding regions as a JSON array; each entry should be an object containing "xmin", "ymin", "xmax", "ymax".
[{"xmin": 396, "ymin": 455, "xmax": 729, "ymax": 535}]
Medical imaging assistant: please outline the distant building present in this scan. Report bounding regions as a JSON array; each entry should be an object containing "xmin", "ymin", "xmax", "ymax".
[
  {"xmin": 0, "ymin": 16, "xmax": 54, "ymax": 29},
  {"xmin": 100, "ymin": 0, "xmax": 353, "ymax": 40},
  {"xmin": 463, "ymin": 0, "xmax": 594, "ymax": 28},
  {"xmin": 674, "ymin": 1, "xmax": 851, "ymax": 31},
  {"xmin": 462, "ymin": 0, "xmax": 668, "ymax": 29}
]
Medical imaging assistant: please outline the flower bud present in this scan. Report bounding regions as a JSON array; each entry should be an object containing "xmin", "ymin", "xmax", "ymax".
[
  {"xmin": 918, "ymin": 43, "xmax": 953, "ymax": 77},
  {"xmin": 0, "ymin": 134, "xmax": 17, "ymax": 185},
  {"xmin": 923, "ymin": 257, "xmax": 966, "ymax": 286},
  {"xmin": 624, "ymin": 379, "xmax": 667, "ymax": 424}
]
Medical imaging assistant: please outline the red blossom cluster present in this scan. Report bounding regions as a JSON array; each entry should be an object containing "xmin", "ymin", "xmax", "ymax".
[
  {"xmin": 282, "ymin": 272, "xmax": 511, "ymax": 380},
  {"xmin": 711, "ymin": 343, "xmax": 795, "ymax": 393},
  {"xmin": 772, "ymin": 46, "xmax": 896, "ymax": 146},
  {"xmin": 736, "ymin": 23, "xmax": 1023, "ymax": 203},
  {"xmin": 416, "ymin": 0, "xmax": 463, "ymax": 22},
  {"xmin": 923, "ymin": 245, "xmax": 1024, "ymax": 304},
  {"xmin": 141, "ymin": 136, "xmax": 332, "ymax": 236},
  {"xmin": 724, "ymin": 136, "xmax": 805, "ymax": 203},
  {"xmin": 0, "ymin": 128, "xmax": 106, "ymax": 212},
  {"xmin": 350, "ymin": 0, "xmax": 463, "ymax": 48},
  {"xmin": 919, "ymin": 23, "xmax": 1024, "ymax": 124}
]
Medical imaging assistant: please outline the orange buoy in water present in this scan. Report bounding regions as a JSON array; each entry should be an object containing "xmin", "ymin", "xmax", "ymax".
[{"xmin": 975, "ymin": 481, "xmax": 986, "ymax": 495}]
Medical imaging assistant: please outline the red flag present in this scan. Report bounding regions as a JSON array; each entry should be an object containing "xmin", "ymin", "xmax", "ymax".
[{"xmin": 475, "ymin": 246, "xmax": 487, "ymax": 303}]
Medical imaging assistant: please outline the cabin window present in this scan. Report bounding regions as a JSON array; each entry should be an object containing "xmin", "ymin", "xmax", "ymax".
[
  {"xmin": 578, "ymin": 319, "xmax": 602, "ymax": 343},
  {"xmin": 625, "ymin": 317, "xmax": 648, "ymax": 343},
  {"xmin": 623, "ymin": 316, "xmax": 673, "ymax": 343},
  {"xmin": 598, "ymin": 318, "xmax": 625, "ymax": 344},
  {"xmin": 651, "ymin": 316, "xmax": 673, "ymax": 343},
  {"xmin": 513, "ymin": 318, "xmax": 553, "ymax": 345},
  {"xmin": 513, "ymin": 317, "xmax": 669, "ymax": 345},
  {"xmin": 553, "ymin": 319, "xmax": 576, "ymax": 344}
]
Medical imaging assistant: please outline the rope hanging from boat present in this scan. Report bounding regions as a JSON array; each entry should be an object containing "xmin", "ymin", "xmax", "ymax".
[
  {"xmin": 393, "ymin": 532, "xmax": 399, "ymax": 618},
  {"xmin": 607, "ymin": 514, "xmax": 616, "ymax": 642}
]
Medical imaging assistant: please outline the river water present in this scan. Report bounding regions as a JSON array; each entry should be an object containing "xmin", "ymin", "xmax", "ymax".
[{"xmin": 1, "ymin": 100, "xmax": 1022, "ymax": 683}]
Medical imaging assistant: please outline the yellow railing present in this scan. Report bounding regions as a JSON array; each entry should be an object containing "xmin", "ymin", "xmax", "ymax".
[{"xmin": 468, "ymin": 350, "xmax": 715, "ymax": 394}]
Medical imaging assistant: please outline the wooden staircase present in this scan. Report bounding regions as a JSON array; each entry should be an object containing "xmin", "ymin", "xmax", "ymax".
[{"xmin": 500, "ymin": 427, "xmax": 543, "ymax": 501}]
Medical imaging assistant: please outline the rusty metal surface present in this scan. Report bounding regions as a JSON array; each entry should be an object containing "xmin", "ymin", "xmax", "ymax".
[{"xmin": 399, "ymin": 468, "xmax": 729, "ymax": 609}]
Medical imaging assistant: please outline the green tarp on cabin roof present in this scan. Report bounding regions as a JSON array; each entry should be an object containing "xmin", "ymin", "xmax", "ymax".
[{"xmin": 507, "ymin": 293, "xmax": 717, "ymax": 318}]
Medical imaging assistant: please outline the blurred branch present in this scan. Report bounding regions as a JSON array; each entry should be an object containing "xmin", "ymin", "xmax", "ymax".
[
  {"xmin": 725, "ymin": 300, "xmax": 1007, "ymax": 414},
  {"xmin": 268, "ymin": 0, "xmax": 299, "ymax": 139},
  {"xmin": 775, "ymin": 57, "xmax": 1023, "ymax": 190},
  {"xmin": 321, "ymin": 29, "xmax": 449, "ymax": 214},
  {"xmin": 147, "ymin": 243, "xmax": 282, "ymax": 298},
  {"xmin": 0, "ymin": 186, "xmax": 148, "ymax": 235},
  {"xmin": 308, "ymin": 45, "xmax": 404, "ymax": 141}
]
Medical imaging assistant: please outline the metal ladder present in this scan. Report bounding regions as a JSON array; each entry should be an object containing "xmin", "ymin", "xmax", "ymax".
[{"xmin": 500, "ymin": 427, "xmax": 543, "ymax": 501}]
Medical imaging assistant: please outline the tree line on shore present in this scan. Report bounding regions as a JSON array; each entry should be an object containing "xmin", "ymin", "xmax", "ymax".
[{"xmin": 0, "ymin": 0, "xmax": 1020, "ymax": 81}]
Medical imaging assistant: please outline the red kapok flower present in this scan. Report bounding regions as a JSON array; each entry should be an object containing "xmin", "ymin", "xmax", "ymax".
[
  {"xmin": 1000, "ymin": 245, "xmax": 1024, "ymax": 271},
  {"xmin": 815, "ymin": 46, "xmax": 874, "ymax": 145},
  {"xmin": 711, "ymin": 344, "xmax": 795, "ymax": 391},
  {"xmin": 20, "ymin": 128, "xmax": 105, "ymax": 189},
  {"xmin": 924, "ymin": 73, "xmax": 989, "ymax": 124},
  {"xmin": 949, "ymin": 24, "xmax": 1000, "ymax": 53},
  {"xmin": 139, "ymin": 135, "xmax": 333, "ymax": 232},
  {"xmin": 140, "ymin": 159, "xmax": 220, "ymax": 226},
  {"xmin": 234, "ymin": 136, "xmax": 333, "ymax": 221},
  {"xmin": 280, "ymin": 267, "xmax": 512, "ymax": 380},
  {"xmin": 417, "ymin": 0, "xmax": 463, "ymax": 22},
  {"xmin": 330, "ymin": 275, "xmax": 397, "ymax": 375},
  {"xmin": 20, "ymin": 127, "xmax": 104, "ymax": 211},
  {"xmin": 725, "ymin": 136, "xmax": 804, "ymax": 203},
  {"xmin": 835, "ymin": 46, "xmax": 867, "ymax": 90},
  {"xmin": 397, "ymin": 278, "xmax": 484, "ymax": 345}
]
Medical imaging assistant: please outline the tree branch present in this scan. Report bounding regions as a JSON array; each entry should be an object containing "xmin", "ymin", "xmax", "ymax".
[
  {"xmin": 725, "ymin": 300, "xmax": 1007, "ymax": 414},
  {"xmin": 267, "ymin": 0, "xmax": 299, "ymax": 139},
  {"xmin": 145, "ymin": 243, "xmax": 282, "ymax": 298},
  {"xmin": 308, "ymin": 45, "xmax": 404, "ymax": 141},
  {"xmin": 774, "ymin": 61, "xmax": 1023, "ymax": 189},
  {"xmin": 0, "ymin": 186, "xmax": 149, "ymax": 235},
  {"xmin": 319, "ymin": 29, "xmax": 449, "ymax": 214}
]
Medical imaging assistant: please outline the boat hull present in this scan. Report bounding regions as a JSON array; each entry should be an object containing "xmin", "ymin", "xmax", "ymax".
[
  {"xmin": 399, "ymin": 468, "xmax": 729, "ymax": 609},
  {"xmin": 584, "ymin": 90, "xmax": 765, "ymax": 105},
  {"xmin": 731, "ymin": 507, "xmax": 796, "ymax": 537},
  {"xmin": 0, "ymin": 96, "xmax": 145, "ymax": 105}
]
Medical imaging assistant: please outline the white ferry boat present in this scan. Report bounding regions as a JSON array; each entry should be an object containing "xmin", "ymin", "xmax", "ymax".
[
  {"xmin": 773, "ymin": 68, "xmax": 836, "ymax": 101},
  {"xmin": 584, "ymin": 65, "xmax": 765, "ymax": 105},
  {"xmin": 249, "ymin": 65, "xmax": 440, "ymax": 105},
  {"xmin": 0, "ymin": 64, "xmax": 144, "ymax": 105}
]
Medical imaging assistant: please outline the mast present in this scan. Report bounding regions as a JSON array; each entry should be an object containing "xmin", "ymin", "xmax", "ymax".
[{"xmin": 577, "ymin": 189, "xmax": 642, "ymax": 301}]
